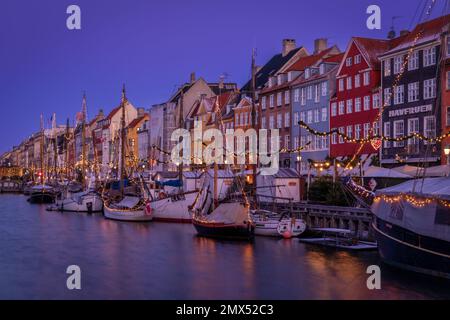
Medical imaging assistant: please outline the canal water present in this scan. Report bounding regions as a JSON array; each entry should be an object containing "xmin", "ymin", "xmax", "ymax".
[{"xmin": 0, "ymin": 194, "xmax": 449, "ymax": 300}]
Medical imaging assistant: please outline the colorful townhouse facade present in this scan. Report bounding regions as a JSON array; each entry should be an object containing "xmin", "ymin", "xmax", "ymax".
[
  {"xmin": 329, "ymin": 36, "xmax": 403, "ymax": 168},
  {"xmin": 379, "ymin": 15, "xmax": 449, "ymax": 166},
  {"xmin": 290, "ymin": 44, "xmax": 342, "ymax": 173},
  {"xmin": 440, "ymin": 24, "xmax": 450, "ymax": 165}
]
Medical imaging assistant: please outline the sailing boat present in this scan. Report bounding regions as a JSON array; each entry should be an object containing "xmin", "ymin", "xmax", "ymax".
[
  {"xmin": 28, "ymin": 114, "xmax": 56, "ymax": 204},
  {"xmin": 191, "ymin": 77, "xmax": 254, "ymax": 240},
  {"xmin": 103, "ymin": 85, "xmax": 152, "ymax": 222},
  {"xmin": 49, "ymin": 94, "xmax": 103, "ymax": 213}
]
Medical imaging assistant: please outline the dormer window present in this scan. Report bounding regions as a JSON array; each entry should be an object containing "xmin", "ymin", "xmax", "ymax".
[
  {"xmin": 287, "ymin": 72, "xmax": 292, "ymax": 82},
  {"xmin": 277, "ymin": 74, "xmax": 283, "ymax": 85},
  {"xmin": 305, "ymin": 68, "xmax": 310, "ymax": 79},
  {"xmin": 268, "ymin": 78, "xmax": 273, "ymax": 87},
  {"xmin": 319, "ymin": 64, "xmax": 325, "ymax": 75}
]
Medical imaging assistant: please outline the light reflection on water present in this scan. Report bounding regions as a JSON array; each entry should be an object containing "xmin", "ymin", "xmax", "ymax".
[{"xmin": 0, "ymin": 194, "xmax": 449, "ymax": 300}]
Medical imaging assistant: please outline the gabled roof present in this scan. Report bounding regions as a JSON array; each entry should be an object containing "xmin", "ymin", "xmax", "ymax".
[
  {"xmin": 127, "ymin": 114, "xmax": 149, "ymax": 129},
  {"xmin": 380, "ymin": 14, "xmax": 450, "ymax": 57},
  {"xmin": 287, "ymin": 46, "xmax": 337, "ymax": 72},
  {"xmin": 241, "ymin": 46, "xmax": 305, "ymax": 93}
]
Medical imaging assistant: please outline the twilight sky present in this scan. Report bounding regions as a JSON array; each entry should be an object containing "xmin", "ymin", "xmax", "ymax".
[{"xmin": 0, "ymin": 0, "xmax": 448, "ymax": 154}]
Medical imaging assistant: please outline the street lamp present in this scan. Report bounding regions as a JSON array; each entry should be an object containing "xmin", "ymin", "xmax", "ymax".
[{"xmin": 444, "ymin": 145, "xmax": 450, "ymax": 165}]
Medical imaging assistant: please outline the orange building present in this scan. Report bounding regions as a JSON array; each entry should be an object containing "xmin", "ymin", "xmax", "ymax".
[{"xmin": 127, "ymin": 111, "xmax": 150, "ymax": 165}]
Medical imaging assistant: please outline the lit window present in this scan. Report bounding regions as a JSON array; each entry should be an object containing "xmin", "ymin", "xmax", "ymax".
[
  {"xmin": 424, "ymin": 79, "xmax": 436, "ymax": 99},
  {"xmin": 408, "ymin": 82, "xmax": 419, "ymax": 102}
]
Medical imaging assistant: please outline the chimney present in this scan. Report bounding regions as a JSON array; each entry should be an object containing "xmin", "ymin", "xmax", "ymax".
[
  {"xmin": 387, "ymin": 29, "xmax": 396, "ymax": 39},
  {"xmin": 190, "ymin": 72, "xmax": 196, "ymax": 84},
  {"xmin": 314, "ymin": 38, "xmax": 328, "ymax": 54},
  {"xmin": 137, "ymin": 107, "xmax": 145, "ymax": 117},
  {"xmin": 282, "ymin": 39, "xmax": 296, "ymax": 57},
  {"xmin": 399, "ymin": 30, "xmax": 409, "ymax": 36}
]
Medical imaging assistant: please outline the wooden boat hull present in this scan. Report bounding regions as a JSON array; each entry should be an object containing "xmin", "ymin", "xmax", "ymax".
[
  {"xmin": 50, "ymin": 193, "xmax": 103, "ymax": 213},
  {"xmin": 192, "ymin": 219, "xmax": 254, "ymax": 240},
  {"xmin": 104, "ymin": 206, "xmax": 152, "ymax": 222}
]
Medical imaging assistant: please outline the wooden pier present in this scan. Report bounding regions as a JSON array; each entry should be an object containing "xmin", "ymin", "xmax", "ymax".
[{"xmin": 259, "ymin": 202, "xmax": 374, "ymax": 241}]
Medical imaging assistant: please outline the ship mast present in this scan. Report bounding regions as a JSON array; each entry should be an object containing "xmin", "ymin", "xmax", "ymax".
[
  {"xmin": 40, "ymin": 114, "xmax": 44, "ymax": 185},
  {"xmin": 81, "ymin": 93, "xmax": 87, "ymax": 187},
  {"xmin": 119, "ymin": 85, "xmax": 127, "ymax": 194},
  {"xmin": 65, "ymin": 118, "xmax": 70, "ymax": 180},
  {"xmin": 178, "ymin": 90, "xmax": 184, "ymax": 187},
  {"xmin": 250, "ymin": 48, "xmax": 257, "ymax": 203}
]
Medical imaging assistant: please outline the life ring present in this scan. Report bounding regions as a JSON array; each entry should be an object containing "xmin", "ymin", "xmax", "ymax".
[
  {"xmin": 158, "ymin": 192, "xmax": 167, "ymax": 200},
  {"xmin": 145, "ymin": 200, "xmax": 152, "ymax": 215}
]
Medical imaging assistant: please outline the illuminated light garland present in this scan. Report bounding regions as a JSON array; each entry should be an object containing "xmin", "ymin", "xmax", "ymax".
[
  {"xmin": 375, "ymin": 194, "xmax": 450, "ymax": 208},
  {"xmin": 298, "ymin": 121, "xmax": 450, "ymax": 144}
]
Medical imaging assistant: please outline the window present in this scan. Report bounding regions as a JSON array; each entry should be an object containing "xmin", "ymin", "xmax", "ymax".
[
  {"xmin": 307, "ymin": 86, "xmax": 312, "ymax": 100},
  {"xmin": 384, "ymin": 122, "xmax": 391, "ymax": 148},
  {"xmin": 393, "ymin": 85, "xmax": 404, "ymax": 105},
  {"xmin": 285, "ymin": 135, "xmax": 290, "ymax": 149},
  {"xmin": 269, "ymin": 115, "xmax": 274, "ymax": 129},
  {"xmin": 322, "ymin": 136, "xmax": 329, "ymax": 149},
  {"xmin": 346, "ymin": 99, "xmax": 353, "ymax": 113},
  {"xmin": 447, "ymin": 71, "xmax": 450, "ymax": 90},
  {"xmin": 373, "ymin": 121, "xmax": 379, "ymax": 136},
  {"xmin": 319, "ymin": 64, "xmax": 325, "ymax": 75},
  {"xmin": 294, "ymin": 89, "xmax": 300, "ymax": 102},
  {"xmin": 408, "ymin": 51, "xmax": 419, "ymax": 70},
  {"xmin": 355, "ymin": 54, "xmax": 361, "ymax": 64},
  {"xmin": 364, "ymin": 96, "xmax": 370, "ymax": 110},
  {"xmin": 424, "ymin": 116, "xmax": 436, "ymax": 141},
  {"xmin": 384, "ymin": 88, "xmax": 392, "ymax": 106},
  {"xmin": 408, "ymin": 82, "xmax": 419, "ymax": 102},
  {"xmin": 261, "ymin": 117, "xmax": 266, "ymax": 129},
  {"xmin": 338, "ymin": 101, "xmax": 345, "ymax": 115},
  {"xmin": 407, "ymin": 118, "xmax": 420, "ymax": 154},
  {"xmin": 321, "ymin": 107, "xmax": 327, "ymax": 122},
  {"xmin": 393, "ymin": 120, "xmax": 404, "ymax": 147},
  {"xmin": 354, "ymin": 74, "xmax": 360, "ymax": 88},
  {"xmin": 314, "ymin": 85, "xmax": 320, "ymax": 102},
  {"xmin": 314, "ymin": 109, "xmax": 320, "ymax": 123},
  {"xmin": 277, "ymin": 92, "xmax": 282, "ymax": 106},
  {"xmin": 373, "ymin": 93, "xmax": 380, "ymax": 108},
  {"xmin": 261, "ymin": 96, "xmax": 266, "ymax": 109},
  {"xmin": 284, "ymin": 91, "xmax": 290, "ymax": 104},
  {"xmin": 314, "ymin": 136, "xmax": 320, "ymax": 150},
  {"xmin": 363, "ymin": 72, "xmax": 370, "ymax": 85},
  {"xmin": 331, "ymin": 130, "xmax": 337, "ymax": 144},
  {"xmin": 347, "ymin": 125, "xmax": 353, "ymax": 138},
  {"xmin": 277, "ymin": 74, "xmax": 283, "ymax": 85},
  {"xmin": 307, "ymin": 110, "xmax": 313, "ymax": 124},
  {"xmin": 447, "ymin": 106, "xmax": 450, "ymax": 126},
  {"xmin": 268, "ymin": 78, "xmax": 273, "ymax": 87},
  {"xmin": 277, "ymin": 113, "xmax": 282, "ymax": 128},
  {"xmin": 355, "ymin": 97, "xmax": 361, "ymax": 112},
  {"xmin": 338, "ymin": 127, "xmax": 344, "ymax": 143},
  {"xmin": 305, "ymin": 68, "xmax": 310, "ymax": 79},
  {"xmin": 355, "ymin": 124, "xmax": 361, "ymax": 139},
  {"xmin": 300, "ymin": 136, "xmax": 306, "ymax": 149},
  {"xmin": 447, "ymin": 36, "xmax": 450, "ymax": 57},
  {"xmin": 346, "ymin": 57, "xmax": 352, "ymax": 66},
  {"xmin": 321, "ymin": 82, "xmax": 327, "ymax": 96},
  {"xmin": 331, "ymin": 102, "xmax": 337, "ymax": 116},
  {"xmin": 423, "ymin": 47, "xmax": 436, "ymax": 67},
  {"xmin": 424, "ymin": 78, "xmax": 436, "ymax": 99},
  {"xmin": 394, "ymin": 55, "xmax": 403, "ymax": 74},
  {"xmin": 269, "ymin": 94, "xmax": 274, "ymax": 108},
  {"xmin": 300, "ymin": 112, "xmax": 305, "ymax": 122},
  {"xmin": 294, "ymin": 112, "xmax": 299, "ymax": 126},
  {"xmin": 338, "ymin": 79, "xmax": 344, "ymax": 91},
  {"xmin": 346, "ymin": 77, "xmax": 352, "ymax": 90},
  {"xmin": 363, "ymin": 123, "xmax": 370, "ymax": 138},
  {"xmin": 294, "ymin": 136, "xmax": 299, "ymax": 149},
  {"xmin": 301, "ymin": 88, "xmax": 306, "ymax": 105},
  {"xmin": 284, "ymin": 112, "xmax": 290, "ymax": 128},
  {"xmin": 384, "ymin": 59, "xmax": 391, "ymax": 76}
]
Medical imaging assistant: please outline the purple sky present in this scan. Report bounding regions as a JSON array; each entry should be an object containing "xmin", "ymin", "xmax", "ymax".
[{"xmin": 0, "ymin": 0, "xmax": 448, "ymax": 154}]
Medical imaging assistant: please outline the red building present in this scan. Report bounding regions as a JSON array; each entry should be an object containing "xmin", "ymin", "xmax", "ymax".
[
  {"xmin": 441, "ymin": 34, "xmax": 450, "ymax": 165},
  {"xmin": 329, "ymin": 36, "xmax": 403, "ymax": 162}
]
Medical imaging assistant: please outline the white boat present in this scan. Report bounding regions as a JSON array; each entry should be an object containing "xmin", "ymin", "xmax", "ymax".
[
  {"xmin": 50, "ymin": 191, "xmax": 103, "ymax": 213},
  {"xmin": 104, "ymin": 196, "xmax": 152, "ymax": 222},
  {"xmin": 149, "ymin": 191, "xmax": 197, "ymax": 222},
  {"xmin": 251, "ymin": 209, "xmax": 307, "ymax": 238}
]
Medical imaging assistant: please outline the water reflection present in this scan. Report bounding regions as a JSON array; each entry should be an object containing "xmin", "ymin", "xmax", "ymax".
[{"xmin": 0, "ymin": 194, "xmax": 449, "ymax": 299}]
